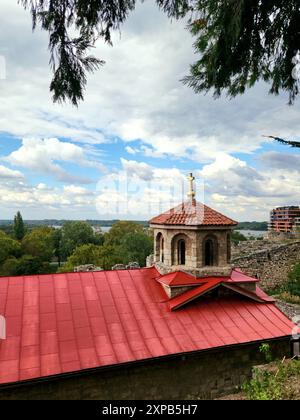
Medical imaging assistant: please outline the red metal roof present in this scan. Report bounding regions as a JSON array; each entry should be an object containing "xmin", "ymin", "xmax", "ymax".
[
  {"xmin": 169, "ymin": 279, "xmax": 223, "ymax": 310},
  {"xmin": 168, "ymin": 280, "xmax": 273, "ymax": 311},
  {"xmin": 157, "ymin": 269, "xmax": 260, "ymax": 287},
  {"xmin": 0, "ymin": 267, "xmax": 297, "ymax": 387},
  {"xmin": 227, "ymin": 269, "xmax": 259, "ymax": 283},
  {"xmin": 156, "ymin": 271, "xmax": 205, "ymax": 287},
  {"xmin": 149, "ymin": 200, "xmax": 238, "ymax": 227}
]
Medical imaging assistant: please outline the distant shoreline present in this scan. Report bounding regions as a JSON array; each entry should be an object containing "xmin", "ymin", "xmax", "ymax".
[{"xmin": 0, "ymin": 220, "xmax": 268, "ymax": 231}]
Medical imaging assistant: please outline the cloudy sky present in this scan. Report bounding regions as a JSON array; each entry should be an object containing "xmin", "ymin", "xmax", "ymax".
[{"xmin": 0, "ymin": 1, "xmax": 299, "ymax": 221}]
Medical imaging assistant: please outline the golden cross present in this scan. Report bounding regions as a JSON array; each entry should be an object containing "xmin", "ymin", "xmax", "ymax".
[{"xmin": 187, "ymin": 173, "xmax": 196, "ymax": 199}]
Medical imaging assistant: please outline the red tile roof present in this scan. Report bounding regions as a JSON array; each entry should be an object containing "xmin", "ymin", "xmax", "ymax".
[
  {"xmin": 149, "ymin": 200, "xmax": 238, "ymax": 227},
  {"xmin": 0, "ymin": 268, "xmax": 297, "ymax": 387}
]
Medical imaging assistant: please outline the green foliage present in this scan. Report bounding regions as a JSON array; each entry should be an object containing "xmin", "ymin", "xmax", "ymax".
[
  {"xmin": 61, "ymin": 221, "xmax": 153, "ymax": 271},
  {"xmin": 184, "ymin": 1, "xmax": 300, "ymax": 104},
  {"xmin": 52, "ymin": 228, "xmax": 63, "ymax": 266},
  {"xmin": 287, "ymin": 263, "xmax": 300, "ymax": 296},
  {"xmin": 266, "ymin": 263, "xmax": 300, "ymax": 303},
  {"xmin": 22, "ymin": 227, "xmax": 55, "ymax": 262},
  {"xmin": 61, "ymin": 243, "xmax": 102, "ymax": 272},
  {"xmin": 0, "ymin": 231, "xmax": 21, "ymax": 266},
  {"xmin": 275, "ymin": 263, "xmax": 300, "ymax": 300},
  {"xmin": 60, "ymin": 221, "xmax": 103, "ymax": 260},
  {"xmin": 236, "ymin": 222, "xmax": 268, "ymax": 231},
  {"xmin": 119, "ymin": 232, "xmax": 153, "ymax": 267},
  {"xmin": 278, "ymin": 291, "xmax": 300, "ymax": 305},
  {"xmin": 13, "ymin": 211, "xmax": 25, "ymax": 240},
  {"xmin": 0, "ymin": 224, "xmax": 14, "ymax": 236},
  {"xmin": 1, "ymin": 255, "xmax": 51, "ymax": 276},
  {"xmin": 93, "ymin": 245, "xmax": 123, "ymax": 271},
  {"xmin": 259, "ymin": 344, "xmax": 273, "ymax": 364},
  {"xmin": 265, "ymin": 135, "xmax": 300, "ymax": 149},
  {"xmin": 243, "ymin": 359, "xmax": 300, "ymax": 400},
  {"xmin": 61, "ymin": 243, "xmax": 122, "ymax": 272},
  {"xmin": 0, "ymin": 218, "xmax": 151, "ymax": 275},
  {"xmin": 105, "ymin": 221, "xmax": 146, "ymax": 246},
  {"xmin": 20, "ymin": 0, "xmax": 138, "ymax": 105},
  {"xmin": 104, "ymin": 221, "xmax": 152, "ymax": 267},
  {"xmin": 231, "ymin": 230, "xmax": 247, "ymax": 245}
]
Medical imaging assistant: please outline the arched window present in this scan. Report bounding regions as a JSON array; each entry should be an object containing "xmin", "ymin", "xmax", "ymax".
[
  {"xmin": 155, "ymin": 233, "xmax": 164, "ymax": 263},
  {"xmin": 171, "ymin": 234, "xmax": 190, "ymax": 266},
  {"xmin": 203, "ymin": 235, "xmax": 218, "ymax": 267},
  {"xmin": 178, "ymin": 240, "xmax": 186, "ymax": 265},
  {"xmin": 205, "ymin": 239, "xmax": 214, "ymax": 266}
]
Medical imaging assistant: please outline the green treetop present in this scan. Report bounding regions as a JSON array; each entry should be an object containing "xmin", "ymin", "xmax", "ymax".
[{"xmin": 13, "ymin": 211, "xmax": 25, "ymax": 240}]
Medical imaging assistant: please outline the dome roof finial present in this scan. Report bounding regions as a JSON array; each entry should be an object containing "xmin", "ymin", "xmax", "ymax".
[{"xmin": 187, "ymin": 173, "xmax": 196, "ymax": 200}]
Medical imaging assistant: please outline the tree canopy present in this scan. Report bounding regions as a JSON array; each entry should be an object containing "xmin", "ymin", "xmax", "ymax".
[
  {"xmin": 61, "ymin": 243, "xmax": 122, "ymax": 271},
  {"xmin": 20, "ymin": 1, "xmax": 300, "ymax": 105},
  {"xmin": 104, "ymin": 220, "xmax": 146, "ymax": 246},
  {"xmin": 61, "ymin": 221, "xmax": 152, "ymax": 272},
  {"xmin": 60, "ymin": 221, "xmax": 103, "ymax": 259},
  {"xmin": 13, "ymin": 211, "xmax": 25, "ymax": 240},
  {"xmin": 22, "ymin": 227, "xmax": 55, "ymax": 261},
  {"xmin": 0, "ymin": 231, "xmax": 21, "ymax": 265},
  {"xmin": 184, "ymin": 0, "xmax": 300, "ymax": 105}
]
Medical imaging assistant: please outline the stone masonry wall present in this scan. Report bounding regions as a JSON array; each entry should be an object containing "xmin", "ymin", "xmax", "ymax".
[
  {"xmin": 152, "ymin": 227, "xmax": 232, "ymax": 277},
  {"xmin": 0, "ymin": 339, "xmax": 290, "ymax": 400},
  {"xmin": 232, "ymin": 241, "xmax": 300, "ymax": 289}
]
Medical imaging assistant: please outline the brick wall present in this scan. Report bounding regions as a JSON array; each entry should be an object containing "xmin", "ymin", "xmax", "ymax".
[{"xmin": 0, "ymin": 338, "xmax": 291, "ymax": 400}]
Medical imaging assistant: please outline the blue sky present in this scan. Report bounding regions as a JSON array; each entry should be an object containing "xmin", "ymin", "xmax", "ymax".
[{"xmin": 0, "ymin": 1, "xmax": 299, "ymax": 221}]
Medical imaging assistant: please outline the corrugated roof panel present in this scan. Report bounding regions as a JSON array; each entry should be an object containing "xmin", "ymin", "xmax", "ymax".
[{"xmin": 0, "ymin": 267, "xmax": 298, "ymax": 387}]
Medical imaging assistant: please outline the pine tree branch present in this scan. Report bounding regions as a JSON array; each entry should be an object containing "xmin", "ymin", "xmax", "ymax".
[{"xmin": 263, "ymin": 135, "xmax": 300, "ymax": 148}]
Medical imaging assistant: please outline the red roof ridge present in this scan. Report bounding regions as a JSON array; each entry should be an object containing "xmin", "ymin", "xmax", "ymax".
[
  {"xmin": 156, "ymin": 271, "xmax": 205, "ymax": 287},
  {"xmin": 228, "ymin": 269, "xmax": 260, "ymax": 283},
  {"xmin": 169, "ymin": 279, "xmax": 223, "ymax": 311},
  {"xmin": 169, "ymin": 278, "xmax": 272, "ymax": 311},
  {"xmin": 149, "ymin": 199, "xmax": 238, "ymax": 227}
]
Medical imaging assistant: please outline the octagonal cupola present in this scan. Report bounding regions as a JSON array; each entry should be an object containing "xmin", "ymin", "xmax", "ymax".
[{"xmin": 149, "ymin": 174, "xmax": 238, "ymax": 277}]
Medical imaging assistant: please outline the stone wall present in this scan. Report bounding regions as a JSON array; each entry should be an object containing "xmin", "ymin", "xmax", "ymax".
[
  {"xmin": 232, "ymin": 241, "xmax": 300, "ymax": 289},
  {"xmin": 0, "ymin": 339, "xmax": 291, "ymax": 400}
]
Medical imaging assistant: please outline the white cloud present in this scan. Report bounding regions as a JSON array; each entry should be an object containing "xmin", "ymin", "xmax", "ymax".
[
  {"xmin": 1, "ymin": 0, "xmax": 300, "ymax": 162},
  {"xmin": 0, "ymin": 1, "xmax": 299, "ymax": 220},
  {"xmin": 64, "ymin": 185, "xmax": 90, "ymax": 195},
  {"xmin": 125, "ymin": 146, "xmax": 137, "ymax": 155},
  {"xmin": 121, "ymin": 158, "xmax": 154, "ymax": 181},
  {"xmin": 200, "ymin": 154, "xmax": 300, "ymax": 220},
  {"xmin": 0, "ymin": 164, "xmax": 23, "ymax": 179},
  {"xmin": 0, "ymin": 180, "xmax": 97, "ymax": 219},
  {"xmin": 3, "ymin": 138, "xmax": 104, "ymax": 183}
]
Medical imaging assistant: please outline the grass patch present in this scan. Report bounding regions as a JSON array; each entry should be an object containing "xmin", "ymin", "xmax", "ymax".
[
  {"xmin": 243, "ymin": 359, "xmax": 300, "ymax": 400},
  {"xmin": 243, "ymin": 345, "xmax": 300, "ymax": 400},
  {"xmin": 265, "ymin": 262, "xmax": 300, "ymax": 304},
  {"xmin": 277, "ymin": 292, "xmax": 300, "ymax": 305}
]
